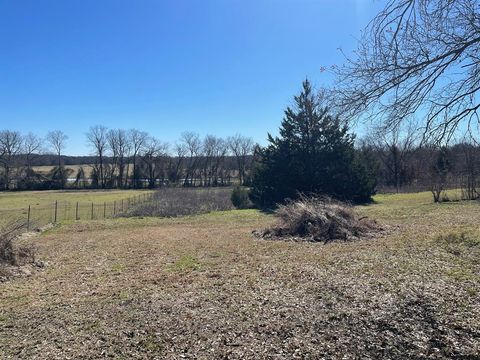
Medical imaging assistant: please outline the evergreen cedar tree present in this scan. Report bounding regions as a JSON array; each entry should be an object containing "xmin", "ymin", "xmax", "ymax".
[{"xmin": 249, "ymin": 79, "xmax": 376, "ymax": 207}]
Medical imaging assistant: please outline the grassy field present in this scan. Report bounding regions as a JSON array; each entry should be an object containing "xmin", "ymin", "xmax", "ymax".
[
  {"xmin": 1, "ymin": 191, "xmax": 479, "ymax": 358},
  {"xmin": 0, "ymin": 189, "xmax": 154, "ymax": 228}
]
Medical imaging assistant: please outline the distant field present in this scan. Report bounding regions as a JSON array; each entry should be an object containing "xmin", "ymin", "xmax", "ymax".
[
  {"xmin": 32, "ymin": 164, "xmax": 134, "ymax": 178},
  {"xmin": 0, "ymin": 191, "xmax": 479, "ymax": 358}
]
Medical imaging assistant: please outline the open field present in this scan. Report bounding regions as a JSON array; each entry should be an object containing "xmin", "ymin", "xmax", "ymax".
[
  {"xmin": 1, "ymin": 191, "xmax": 480, "ymax": 358},
  {"xmin": 32, "ymin": 165, "xmax": 135, "ymax": 178},
  {"xmin": 0, "ymin": 189, "xmax": 154, "ymax": 228}
]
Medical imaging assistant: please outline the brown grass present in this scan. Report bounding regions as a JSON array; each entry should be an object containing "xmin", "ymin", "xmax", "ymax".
[
  {"xmin": 0, "ymin": 222, "xmax": 37, "ymax": 281},
  {"xmin": 0, "ymin": 193, "xmax": 479, "ymax": 358},
  {"xmin": 124, "ymin": 187, "xmax": 233, "ymax": 217}
]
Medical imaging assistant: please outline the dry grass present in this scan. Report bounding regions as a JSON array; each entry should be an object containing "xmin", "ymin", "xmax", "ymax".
[
  {"xmin": 0, "ymin": 192, "xmax": 479, "ymax": 358},
  {"xmin": 124, "ymin": 187, "xmax": 233, "ymax": 217},
  {"xmin": 0, "ymin": 222, "xmax": 37, "ymax": 281},
  {"xmin": 256, "ymin": 196, "xmax": 381, "ymax": 242}
]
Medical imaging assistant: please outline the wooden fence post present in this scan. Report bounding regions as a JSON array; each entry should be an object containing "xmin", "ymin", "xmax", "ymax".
[
  {"xmin": 54, "ymin": 200, "xmax": 58, "ymax": 223},
  {"xmin": 113, "ymin": 201, "xmax": 116, "ymax": 215},
  {"xmin": 91, "ymin": 202, "xmax": 94, "ymax": 220},
  {"xmin": 76, "ymin": 202, "xmax": 79, "ymax": 220},
  {"xmin": 104, "ymin": 202, "xmax": 106, "ymax": 218}
]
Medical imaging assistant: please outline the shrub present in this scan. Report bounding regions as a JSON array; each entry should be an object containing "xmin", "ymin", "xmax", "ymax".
[
  {"xmin": 255, "ymin": 195, "xmax": 381, "ymax": 242},
  {"xmin": 231, "ymin": 186, "xmax": 250, "ymax": 209}
]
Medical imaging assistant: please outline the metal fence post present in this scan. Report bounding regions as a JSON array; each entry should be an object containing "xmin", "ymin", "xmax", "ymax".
[{"xmin": 27, "ymin": 205, "xmax": 31, "ymax": 230}]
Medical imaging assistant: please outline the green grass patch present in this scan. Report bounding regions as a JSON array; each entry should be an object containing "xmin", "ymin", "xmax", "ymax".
[
  {"xmin": 110, "ymin": 263, "xmax": 126, "ymax": 274},
  {"xmin": 169, "ymin": 256, "xmax": 202, "ymax": 272}
]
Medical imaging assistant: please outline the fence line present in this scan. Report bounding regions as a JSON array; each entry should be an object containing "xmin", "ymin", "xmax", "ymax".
[{"xmin": 2, "ymin": 192, "xmax": 155, "ymax": 232}]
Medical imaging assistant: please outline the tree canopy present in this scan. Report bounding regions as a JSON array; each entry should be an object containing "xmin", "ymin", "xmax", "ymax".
[{"xmin": 333, "ymin": 0, "xmax": 480, "ymax": 143}]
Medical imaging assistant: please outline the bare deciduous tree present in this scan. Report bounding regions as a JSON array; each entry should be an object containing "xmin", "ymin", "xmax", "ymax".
[
  {"xmin": 333, "ymin": 0, "xmax": 480, "ymax": 142},
  {"xmin": 23, "ymin": 133, "xmax": 42, "ymax": 170},
  {"xmin": 141, "ymin": 137, "xmax": 169, "ymax": 188},
  {"xmin": 0, "ymin": 130, "xmax": 23, "ymax": 190},
  {"xmin": 86, "ymin": 125, "xmax": 109, "ymax": 188},
  {"xmin": 228, "ymin": 134, "xmax": 254, "ymax": 185},
  {"xmin": 46, "ymin": 130, "xmax": 68, "ymax": 168},
  {"xmin": 367, "ymin": 122, "xmax": 418, "ymax": 192},
  {"xmin": 181, "ymin": 132, "xmax": 202, "ymax": 186},
  {"xmin": 107, "ymin": 129, "xmax": 129, "ymax": 188},
  {"xmin": 128, "ymin": 129, "xmax": 148, "ymax": 188}
]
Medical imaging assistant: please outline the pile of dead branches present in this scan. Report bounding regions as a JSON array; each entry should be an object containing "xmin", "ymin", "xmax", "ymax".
[{"xmin": 256, "ymin": 196, "xmax": 381, "ymax": 242}]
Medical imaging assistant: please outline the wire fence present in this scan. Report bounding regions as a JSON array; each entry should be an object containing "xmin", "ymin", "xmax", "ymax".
[{"xmin": 1, "ymin": 192, "xmax": 155, "ymax": 232}]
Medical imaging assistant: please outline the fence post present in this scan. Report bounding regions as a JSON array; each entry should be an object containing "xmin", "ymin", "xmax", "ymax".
[
  {"xmin": 113, "ymin": 201, "xmax": 116, "ymax": 216},
  {"xmin": 104, "ymin": 202, "xmax": 106, "ymax": 218},
  {"xmin": 27, "ymin": 205, "xmax": 31, "ymax": 231},
  {"xmin": 75, "ymin": 202, "xmax": 79, "ymax": 220},
  {"xmin": 91, "ymin": 202, "xmax": 94, "ymax": 220},
  {"xmin": 121, "ymin": 199, "xmax": 124, "ymax": 212},
  {"xmin": 54, "ymin": 200, "xmax": 58, "ymax": 223}
]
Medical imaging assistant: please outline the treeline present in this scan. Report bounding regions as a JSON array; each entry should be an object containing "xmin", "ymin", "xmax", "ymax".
[
  {"xmin": 0, "ymin": 128, "xmax": 254, "ymax": 190},
  {"xmin": 2, "ymin": 124, "xmax": 480, "ymax": 199},
  {"xmin": 359, "ymin": 133, "xmax": 480, "ymax": 201}
]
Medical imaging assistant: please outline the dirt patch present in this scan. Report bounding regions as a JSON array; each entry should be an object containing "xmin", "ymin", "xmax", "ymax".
[{"xmin": 255, "ymin": 196, "xmax": 382, "ymax": 242}]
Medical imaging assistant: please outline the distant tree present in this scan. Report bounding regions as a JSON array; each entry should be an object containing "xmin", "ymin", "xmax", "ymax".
[
  {"xmin": 23, "ymin": 133, "xmax": 42, "ymax": 170},
  {"xmin": 180, "ymin": 132, "xmax": 202, "ymax": 186},
  {"xmin": 47, "ymin": 166, "xmax": 72, "ymax": 189},
  {"xmin": 167, "ymin": 142, "xmax": 187, "ymax": 184},
  {"xmin": 0, "ymin": 130, "xmax": 23, "ymax": 190},
  {"xmin": 250, "ymin": 80, "xmax": 376, "ymax": 207},
  {"xmin": 228, "ymin": 134, "xmax": 254, "ymax": 185},
  {"xmin": 456, "ymin": 141, "xmax": 480, "ymax": 200},
  {"xmin": 46, "ymin": 130, "xmax": 68, "ymax": 168},
  {"xmin": 128, "ymin": 129, "xmax": 148, "ymax": 188},
  {"xmin": 355, "ymin": 140, "xmax": 381, "ymax": 196},
  {"xmin": 86, "ymin": 125, "xmax": 109, "ymax": 188},
  {"xmin": 19, "ymin": 133, "xmax": 43, "ymax": 189},
  {"xmin": 333, "ymin": 0, "xmax": 480, "ymax": 143},
  {"xmin": 140, "ymin": 137, "xmax": 169, "ymax": 188},
  {"xmin": 74, "ymin": 166, "xmax": 88, "ymax": 189},
  {"xmin": 429, "ymin": 146, "xmax": 451, "ymax": 202},
  {"xmin": 367, "ymin": 123, "xmax": 418, "ymax": 193},
  {"xmin": 107, "ymin": 129, "xmax": 129, "ymax": 188}
]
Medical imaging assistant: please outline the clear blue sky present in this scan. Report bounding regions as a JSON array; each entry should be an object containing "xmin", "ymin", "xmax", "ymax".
[{"xmin": 0, "ymin": 0, "xmax": 384, "ymax": 155}]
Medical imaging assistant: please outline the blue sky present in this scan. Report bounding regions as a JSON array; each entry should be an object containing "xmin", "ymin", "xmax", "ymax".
[{"xmin": 0, "ymin": 0, "xmax": 385, "ymax": 155}]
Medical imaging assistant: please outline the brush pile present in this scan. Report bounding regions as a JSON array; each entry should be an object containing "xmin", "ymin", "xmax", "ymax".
[{"xmin": 256, "ymin": 196, "xmax": 381, "ymax": 242}]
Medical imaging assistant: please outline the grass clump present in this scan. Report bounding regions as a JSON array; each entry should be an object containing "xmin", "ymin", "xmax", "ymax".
[{"xmin": 256, "ymin": 195, "xmax": 381, "ymax": 242}]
